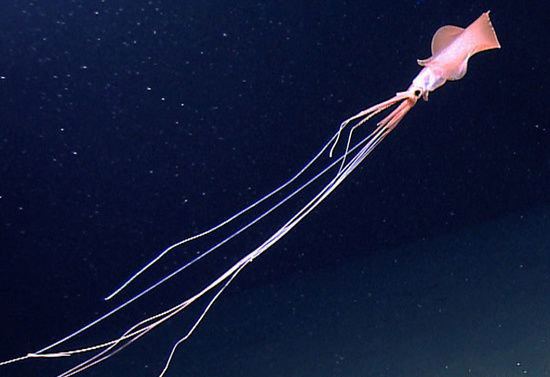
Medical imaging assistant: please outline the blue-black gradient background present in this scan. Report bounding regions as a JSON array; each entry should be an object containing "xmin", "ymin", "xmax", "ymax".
[{"xmin": 0, "ymin": 1, "xmax": 548, "ymax": 376}]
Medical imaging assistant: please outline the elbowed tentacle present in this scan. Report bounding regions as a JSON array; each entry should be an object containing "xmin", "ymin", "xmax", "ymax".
[
  {"xmin": 4, "ymin": 91, "xmax": 416, "ymax": 377},
  {"xmin": 329, "ymin": 90, "xmax": 412, "ymax": 158},
  {"xmin": 15, "ymin": 120, "xmax": 383, "ymax": 370},
  {"xmin": 104, "ymin": 129, "xmax": 342, "ymax": 302},
  {"xmin": 377, "ymin": 97, "xmax": 416, "ymax": 130},
  {"xmin": 23, "ymin": 130, "xmax": 342, "ymax": 361}
]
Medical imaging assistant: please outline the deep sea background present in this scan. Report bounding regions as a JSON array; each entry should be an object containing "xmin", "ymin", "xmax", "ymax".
[{"xmin": 1, "ymin": 1, "xmax": 549, "ymax": 376}]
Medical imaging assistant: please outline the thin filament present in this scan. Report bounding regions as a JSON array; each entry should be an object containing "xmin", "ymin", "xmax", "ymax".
[
  {"xmin": 27, "ymin": 125, "xmax": 380, "ymax": 361},
  {"xmin": 6, "ymin": 101, "xmax": 408, "ymax": 377},
  {"xmin": 104, "ymin": 130, "xmax": 341, "ymax": 301}
]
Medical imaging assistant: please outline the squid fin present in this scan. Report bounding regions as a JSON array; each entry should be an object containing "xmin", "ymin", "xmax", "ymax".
[
  {"xmin": 431, "ymin": 25, "xmax": 465, "ymax": 56},
  {"xmin": 466, "ymin": 11, "xmax": 501, "ymax": 54},
  {"xmin": 418, "ymin": 24, "xmax": 463, "ymax": 67}
]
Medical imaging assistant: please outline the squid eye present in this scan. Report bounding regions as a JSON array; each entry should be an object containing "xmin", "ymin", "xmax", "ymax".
[{"xmin": 414, "ymin": 89, "xmax": 421, "ymax": 98}]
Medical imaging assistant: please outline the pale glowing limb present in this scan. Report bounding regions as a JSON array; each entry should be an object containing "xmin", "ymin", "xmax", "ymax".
[
  {"xmin": 329, "ymin": 91, "xmax": 411, "ymax": 158},
  {"xmin": 2, "ymin": 98, "xmax": 410, "ymax": 377},
  {"xmin": 16, "ymin": 122, "xmax": 380, "ymax": 367},
  {"xmin": 105, "ymin": 130, "xmax": 341, "ymax": 301}
]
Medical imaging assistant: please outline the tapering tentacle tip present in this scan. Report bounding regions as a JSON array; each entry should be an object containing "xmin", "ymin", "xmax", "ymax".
[{"xmin": 104, "ymin": 288, "xmax": 122, "ymax": 301}]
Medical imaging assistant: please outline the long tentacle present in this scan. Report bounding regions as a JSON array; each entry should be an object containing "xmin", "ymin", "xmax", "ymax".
[
  {"xmin": 58, "ymin": 263, "xmax": 243, "ymax": 377},
  {"xmin": 329, "ymin": 91, "xmax": 411, "ymax": 158},
  {"xmin": 2, "ymin": 94, "xmax": 417, "ymax": 377},
  {"xmin": 377, "ymin": 97, "xmax": 416, "ymax": 130},
  {"xmin": 62, "ymin": 120, "xmax": 394, "ymax": 375},
  {"xmin": 104, "ymin": 130, "xmax": 341, "ymax": 302},
  {"xmin": 15, "ymin": 122, "xmax": 380, "ymax": 366},
  {"xmin": 19, "ymin": 132, "xmax": 339, "ymax": 360}
]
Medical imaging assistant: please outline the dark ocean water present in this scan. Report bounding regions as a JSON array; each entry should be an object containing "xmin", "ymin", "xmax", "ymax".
[{"xmin": 0, "ymin": 1, "xmax": 548, "ymax": 376}]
